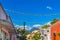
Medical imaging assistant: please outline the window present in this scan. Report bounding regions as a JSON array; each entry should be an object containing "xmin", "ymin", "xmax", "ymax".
[
  {"xmin": 42, "ymin": 30, "xmax": 44, "ymax": 34},
  {"xmin": 47, "ymin": 30, "xmax": 49, "ymax": 32},
  {"xmin": 53, "ymin": 32, "xmax": 56, "ymax": 40},
  {"xmin": 44, "ymin": 34, "xmax": 47, "ymax": 36},
  {"xmin": 42, "ymin": 36, "xmax": 44, "ymax": 40},
  {"xmin": 6, "ymin": 15, "xmax": 8, "ymax": 20}
]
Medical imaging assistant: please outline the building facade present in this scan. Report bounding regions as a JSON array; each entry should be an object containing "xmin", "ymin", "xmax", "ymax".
[
  {"xmin": 0, "ymin": 4, "xmax": 16, "ymax": 40},
  {"xmin": 41, "ymin": 20, "xmax": 60, "ymax": 40},
  {"xmin": 41, "ymin": 27, "xmax": 51, "ymax": 40},
  {"xmin": 26, "ymin": 30, "xmax": 40, "ymax": 40},
  {"xmin": 51, "ymin": 21, "xmax": 60, "ymax": 40}
]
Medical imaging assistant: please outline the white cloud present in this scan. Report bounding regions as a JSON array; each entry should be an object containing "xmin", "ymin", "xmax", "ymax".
[
  {"xmin": 33, "ymin": 24, "xmax": 42, "ymax": 29},
  {"xmin": 33, "ymin": 24, "xmax": 41, "ymax": 27},
  {"xmin": 46, "ymin": 6, "xmax": 52, "ymax": 10},
  {"xmin": 14, "ymin": 25, "xmax": 32, "ymax": 30},
  {"xmin": 14, "ymin": 24, "xmax": 42, "ymax": 30},
  {"xmin": 14, "ymin": 25, "xmax": 20, "ymax": 29},
  {"xmin": 44, "ymin": 21, "xmax": 51, "ymax": 25},
  {"xmin": 47, "ymin": 21, "xmax": 51, "ymax": 25},
  {"xmin": 14, "ymin": 22, "xmax": 52, "ymax": 30},
  {"xmin": 25, "ymin": 26, "xmax": 32, "ymax": 30}
]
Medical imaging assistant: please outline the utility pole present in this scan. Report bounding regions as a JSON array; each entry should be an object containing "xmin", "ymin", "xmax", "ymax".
[
  {"xmin": 22, "ymin": 22, "xmax": 26, "ymax": 35},
  {"xmin": 24, "ymin": 22, "xmax": 26, "ymax": 31}
]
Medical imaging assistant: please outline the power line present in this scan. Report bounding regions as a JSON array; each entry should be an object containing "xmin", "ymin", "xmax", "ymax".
[
  {"xmin": 4, "ymin": 9, "xmax": 60, "ymax": 24},
  {"xmin": 12, "ymin": 19, "xmax": 42, "ymax": 24},
  {"xmin": 4, "ymin": 9, "xmax": 60, "ymax": 16}
]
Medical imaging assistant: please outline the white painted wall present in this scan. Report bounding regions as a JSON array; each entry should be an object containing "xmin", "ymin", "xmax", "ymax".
[{"xmin": 41, "ymin": 27, "xmax": 51, "ymax": 40}]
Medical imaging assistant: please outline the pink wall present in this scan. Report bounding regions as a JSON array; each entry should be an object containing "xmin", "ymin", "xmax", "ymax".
[
  {"xmin": 11, "ymin": 34, "xmax": 16, "ymax": 40},
  {"xmin": 0, "ymin": 6, "xmax": 6, "ymax": 20},
  {"xmin": 0, "ymin": 5, "xmax": 12, "ymax": 23}
]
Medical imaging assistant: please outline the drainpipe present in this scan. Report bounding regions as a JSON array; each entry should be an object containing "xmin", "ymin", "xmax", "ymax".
[{"xmin": 10, "ymin": 33, "xmax": 12, "ymax": 40}]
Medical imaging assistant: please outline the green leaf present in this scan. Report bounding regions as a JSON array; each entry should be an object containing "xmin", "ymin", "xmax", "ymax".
[
  {"xmin": 58, "ymin": 33, "xmax": 60, "ymax": 37},
  {"xmin": 51, "ymin": 19, "xmax": 59, "ymax": 24},
  {"xmin": 42, "ymin": 25, "xmax": 50, "ymax": 29}
]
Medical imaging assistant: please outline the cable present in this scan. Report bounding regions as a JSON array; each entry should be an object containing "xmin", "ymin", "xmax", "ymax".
[{"xmin": 4, "ymin": 9, "xmax": 60, "ymax": 16}]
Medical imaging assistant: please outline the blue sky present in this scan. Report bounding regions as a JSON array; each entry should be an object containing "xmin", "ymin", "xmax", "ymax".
[{"xmin": 0, "ymin": 0, "xmax": 60, "ymax": 29}]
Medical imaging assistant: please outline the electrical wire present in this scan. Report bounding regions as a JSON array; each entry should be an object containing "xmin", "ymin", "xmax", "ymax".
[{"xmin": 4, "ymin": 9, "xmax": 60, "ymax": 16}]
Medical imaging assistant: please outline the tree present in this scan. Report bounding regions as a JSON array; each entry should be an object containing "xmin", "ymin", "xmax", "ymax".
[
  {"xmin": 58, "ymin": 33, "xmax": 60, "ymax": 37},
  {"xmin": 42, "ymin": 25, "xmax": 50, "ymax": 29},
  {"xmin": 33, "ymin": 33, "xmax": 41, "ymax": 40},
  {"xmin": 17, "ymin": 28, "xmax": 23, "ymax": 34},
  {"xmin": 51, "ymin": 19, "xmax": 59, "ymax": 24},
  {"xmin": 17, "ymin": 28, "xmax": 29, "ymax": 40},
  {"xmin": 24, "ymin": 31, "xmax": 29, "ymax": 36}
]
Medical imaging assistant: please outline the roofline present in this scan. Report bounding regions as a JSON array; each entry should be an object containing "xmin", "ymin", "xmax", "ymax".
[
  {"xmin": 0, "ymin": 3, "xmax": 16, "ymax": 33},
  {"xmin": 50, "ymin": 20, "xmax": 60, "ymax": 27},
  {"xmin": 0, "ymin": 3, "xmax": 8, "ymax": 16},
  {"xmin": 9, "ymin": 16, "xmax": 16, "ymax": 33}
]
